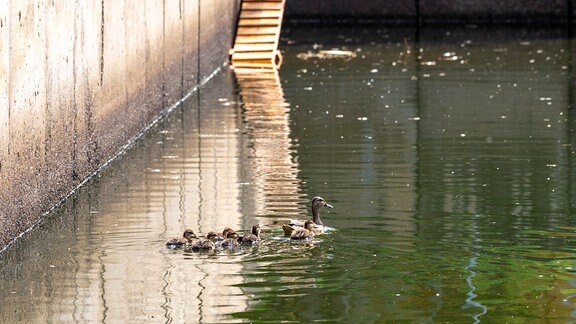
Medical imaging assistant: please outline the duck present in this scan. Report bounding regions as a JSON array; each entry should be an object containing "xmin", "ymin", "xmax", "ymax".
[
  {"xmin": 282, "ymin": 196, "xmax": 333, "ymax": 236},
  {"xmin": 191, "ymin": 237, "xmax": 216, "ymax": 251},
  {"xmin": 221, "ymin": 231, "xmax": 240, "ymax": 249},
  {"xmin": 290, "ymin": 220, "xmax": 317, "ymax": 240},
  {"xmin": 240, "ymin": 224, "xmax": 261, "ymax": 245},
  {"xmin": 206, "ymin": 231, "xmax": 224, "ymax": 242},
  {"xmin": 165, "ymin": 229, "xmax": 198, "ymax": 248},
  {"xmin": 222, "ymin": 227, "xmax": 236, "ymax": 239}
]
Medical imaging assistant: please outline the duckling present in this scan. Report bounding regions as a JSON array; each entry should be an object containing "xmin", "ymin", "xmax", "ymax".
[
  {"xmin": 191, "ymin": 238, "xmax": 216, "ymax": 251},
  {"xmin": 222, "ymin": 227, "xmax": 236, "ymax": 239},
  {"xmin": 240, "ymin": 224, "xmax": 261, "ymax": 245},
  {"xmin": 221, "ymin": 231, "xmax": 240, "ymax": 249},
  {"xmin": 165, "ymin": 229, "xmax": 197, "ymax": 248},
  {"xmin": 206, "ymin": 231, "xmax": 224, "ymax": 243},
  {"xmin": 290, "ymin": 220, "xmax": 317, "ymax": 240},
  {"xmin": 282, "ymin": 197, "xmax": 333, "ymax": 236}
]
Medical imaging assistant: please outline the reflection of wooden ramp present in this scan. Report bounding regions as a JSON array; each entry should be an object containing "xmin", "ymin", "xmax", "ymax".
[
  {"xmin": 231, "ymin": 0, "xmax": 298, "ymax": 220},
  {"xmin": 231, "ymin": 0, "xmax": 285, "ymax": 69},
  {"xmin": 233, "ymin": 68, "xmax": 303, "ymax": 219}
]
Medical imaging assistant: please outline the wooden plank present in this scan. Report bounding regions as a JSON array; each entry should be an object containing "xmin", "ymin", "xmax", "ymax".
[
  {"xmin": 233, "ymin": 43, "xmax": 276, "ymax": 52},
  {"xmin": 233, "ymin": 71, "xmax": 277, "ymax": 77},
  {"xmin": 237, "ymin": 26, "xmax": 279, "ymax": 35},
  {"xmin": 238, "ymin": 18, "xmax": 280, "ymax": 26},
  {"xmin": 232, "ymin": 52, "xmax": 275, "ymax": 59},
  {"xmin": 232, "ymin": 62, "xmax": 275, "ymax": 69},
  {"xmin": 240, "ymin": 10, "xmax": 282, "ymax": 19},
  {"xmin": 242, "ymin": 2, "xmax": 284, "ymax": 10},
  {"xmin": 234, "ymin": 75, "xmax": 278, "ymax": 81},
  {"xmin": 231, "ymin": 54, "xmax": 283, "ymax": 66},
  {"xmin": 232, "ymin": 52, "xmax": 275, "ymax": 60},
  {"xmin": 232, "ymin": 57, "xmax": 275, "ymax": 63},
  {"xmin": 233, "ymin": 70, "xmax": 277, "ymax": 77},
  {"xmin": 235, "ymin": 35, "xmax": 278, "ymax": 44},
  {"xmin": 233, "ymin": 64, "xmax": 273, "ymax": 69}
]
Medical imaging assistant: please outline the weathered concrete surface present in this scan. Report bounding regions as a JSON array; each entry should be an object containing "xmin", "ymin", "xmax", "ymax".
[
  {"xmin": 0, "ymin": 0, "xmax": 239, "ymax": 250},
  {"xmin": 285, "ymin": 0, "xmax": 575, "ymax": 24}
]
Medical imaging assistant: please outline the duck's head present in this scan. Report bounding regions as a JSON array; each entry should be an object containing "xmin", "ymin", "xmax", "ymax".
[
  {"xmin": 183, "ymin": 229, "xmax": 198, "ymax": 241},
  {"xmin": 207, "ymin": 231, "xmax": 223, "ymax": 242},
  {"xmin": 222, "ymin": 227, "xmax": 235, "ymax": 238},
  {"xmin": 311, "ymin": 196, "xmax": 333, "ymax": 225},
  {"xmin": 226, "ymin": 231, "xmax": 239, "ymax": 239},
  {"xmin": 312, "ymin": 196, "xmax": 333, "ymax": 209}
]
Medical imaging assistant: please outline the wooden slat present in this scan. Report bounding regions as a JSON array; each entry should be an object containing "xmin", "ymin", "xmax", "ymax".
[
  {"xmin": 235, "ymin": 35, "xmax": 278, "ymax": 44},
  {"xmin": 238, "ymin": 18, "xmax": 280, "ymax": 26},
  {"xmin": 233, "ymin": 69, "xmax": 277, "ymax": 77},
  {"xmin": 232, "ymin": 56, "xmax": 275, "ymax": 63},
  {"xmin": 237, "ymin": 26, "xmax": 279, "ymax": 35},
  {"xmin": 232, "ymin": 52, "xmax": 275, "ymax": 60},
  {"xmin": 232, "ymin": 62, "xmax": 275, "ymax": 69},
  {"xmin": 242, "ymin": 2, "xmax": 283, "ymax": 10},
  {"xmin": 233, "ymin": 70, "xmax": 277, "ymax": 77},
  {"xmin": 232, "ymin": 55, "xmax": 275, "ymax": 62},
  {"xmin": 233, "ymin": 43, "xmax": 276, "ymax": 52},
  {"xmin": 240, "ymin": 10, "xmax": 282, "ymax": 19}
]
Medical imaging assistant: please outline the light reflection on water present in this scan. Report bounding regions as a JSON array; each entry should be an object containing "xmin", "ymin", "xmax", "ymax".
[{"xmin": 1, "ymin": 25, "xmax": 576, "ymax": 322}]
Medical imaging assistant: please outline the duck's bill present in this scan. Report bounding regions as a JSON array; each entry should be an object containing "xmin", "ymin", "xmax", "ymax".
[{"xmin": 325, "ymin": 203, "xmax": 334, "ymax": 208}]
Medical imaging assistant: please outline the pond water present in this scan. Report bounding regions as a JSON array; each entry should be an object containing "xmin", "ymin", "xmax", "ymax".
[{"xmin": 1, "ymin": 25, "xmax": 576, "ymax": 322}]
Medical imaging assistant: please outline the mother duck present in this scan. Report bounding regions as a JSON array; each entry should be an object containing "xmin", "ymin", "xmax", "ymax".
[{"xmin": 282, "ymin": 196, "xmax": 333, "ymax": 236}]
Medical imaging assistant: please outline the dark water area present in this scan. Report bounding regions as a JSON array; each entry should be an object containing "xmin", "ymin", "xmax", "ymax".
[{"xmin": 1, "ymin": 25, "xmax": 576, "ymax": 322}]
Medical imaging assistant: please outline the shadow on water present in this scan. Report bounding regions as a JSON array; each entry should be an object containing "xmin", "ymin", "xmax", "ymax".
[{"xmin": 1, "ymin": 25, "xmax": 576, "ymax": 322}]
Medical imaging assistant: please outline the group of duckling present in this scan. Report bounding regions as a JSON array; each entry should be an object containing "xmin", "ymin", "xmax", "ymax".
[
  {"xmin": 166, "ymin": 196, "xmax": 334, "ymax": 251},
  {"xmin": 166, "ymin": 224, "xmax": 262, "ymax": 252}
]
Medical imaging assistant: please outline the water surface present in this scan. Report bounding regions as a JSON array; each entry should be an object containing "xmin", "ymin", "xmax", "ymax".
[{"xmin": 1, "ymin": 25, "xmax": 576, "ymax": 322}]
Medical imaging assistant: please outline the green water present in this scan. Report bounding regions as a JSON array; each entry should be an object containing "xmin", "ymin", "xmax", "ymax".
[{"xmin": 1, "ymin": 25, "xmax": 576, "ymax": 322}]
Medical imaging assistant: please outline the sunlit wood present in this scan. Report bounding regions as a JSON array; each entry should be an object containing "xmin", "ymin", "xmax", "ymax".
[{"xmin": 231, "ymin": 0, "xmax": 285, "ymax": 69}]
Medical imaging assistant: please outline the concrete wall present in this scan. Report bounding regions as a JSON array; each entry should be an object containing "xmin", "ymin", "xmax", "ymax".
[
  {"xmin": 0, "ymin": 0, "xmax": 239, "ymax": 250},
  {"xmin": 285, "ymin": 0, "xmax": 575, "ymax": 24}
]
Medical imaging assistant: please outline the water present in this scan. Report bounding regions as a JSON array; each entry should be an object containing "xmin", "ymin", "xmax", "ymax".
[{"xmin": 1, "ymin": 25, "xmax": 576, "ymax": 322}]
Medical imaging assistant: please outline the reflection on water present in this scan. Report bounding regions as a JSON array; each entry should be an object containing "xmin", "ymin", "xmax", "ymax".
[
  {"xmin": 234, "ymin": 67, "xmax": 304, "ymax": 219},
  {"xmin": 0, "ymin": 72, "xmax": 253, "ymax": 323},
  {"xmin": 1, "ymin": 25, "xmax": 576, "ymax": 322},
  {"xmin": 276, "ymin": 25, "xmax": 576, "ymax": 322}
]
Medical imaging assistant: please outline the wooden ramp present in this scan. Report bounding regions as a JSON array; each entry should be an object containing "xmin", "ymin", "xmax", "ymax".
[{"xmin": 231, "ymin": 0, "xmax": 286, "ymax": 69}]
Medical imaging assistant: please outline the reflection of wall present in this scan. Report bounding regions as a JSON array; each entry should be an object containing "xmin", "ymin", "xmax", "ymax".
[{"xmin": 0, "ymin": 71, "xmax": 249, "ymax": 322}]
